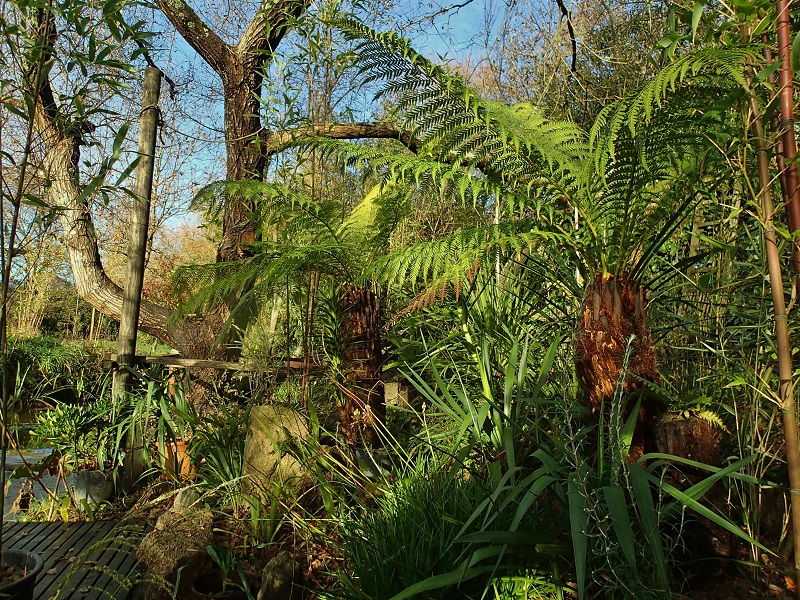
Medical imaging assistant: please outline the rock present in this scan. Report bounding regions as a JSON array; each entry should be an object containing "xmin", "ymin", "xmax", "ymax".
[
  {"xmin": 257, "ymin": 551, "xmax": 298, "ymax": 600},
  {"xmin": 69, "ymin": 470, "xmax": 114, "ymax": 512},
  {"xmin": 137, "ymin": 508, "xmax": 214, "ymax": 600},
  {"xmin": 243, "ymin": 406, "xmax": 312, "ymax": 498},
  {"xmin": 172, "ymin": 488, "xmax": 201, "ymax": 512}
]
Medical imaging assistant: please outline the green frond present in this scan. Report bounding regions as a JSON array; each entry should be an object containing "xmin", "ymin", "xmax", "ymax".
[
  {"xmin": 331, "ymin": 17, "xmax": 588, "ymax": 201},
  {"xmin": 373, "ymin": 222, "xmax": 571, "ymax": 295},
  {"xmin": 591, "ymin": 44, "xmax": 758, "ymax": 163}
]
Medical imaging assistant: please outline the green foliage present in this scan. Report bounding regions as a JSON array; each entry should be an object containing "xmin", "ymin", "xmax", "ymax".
[
  {"xmin": 300, "ymin": 17, "xmax": 738, "ymax": 317},
  {"xmin": 173, "ymin": 179, "xmax": 407, "ymax": 339},
  {"xmin": 398, "ymin": 314, "xmax": 763, "ymax": 599},
  {"xmin": 190, "ymin": 400, "xmax": 250, "ymax": 504},
  {"xmin": 5, "ymin": 337, "xmax": 107, "ymax": 409},
  {"xmin": 329, "ymin": 465, "xmax": 535, "ymax": 600},
  {"xmin": 333, "ymin": 18, "xmax": 586, "ymax": 193},
  {"xmin": 204, "ymin": 543, "xmax": 253, "ymax": 597},
  {"xmin": 30, "ymin": 386, "xmax": 121, "ymax": 472},
  {"xmin": 591, "ymin": 45, "xmax": 754, "ymax": 151}
]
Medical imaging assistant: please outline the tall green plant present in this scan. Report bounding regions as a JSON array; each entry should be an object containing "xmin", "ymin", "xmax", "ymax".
[
  {"xmin": 303, "ymin": 19, "xmax": 759, "ymax": 461},
  {"xmin": 402, "ymin": 310, "xmax": 766, "ymax": 599},
  {"xmin": 174, "ymin": 180, "xmax": 409, "ymax": 447}
]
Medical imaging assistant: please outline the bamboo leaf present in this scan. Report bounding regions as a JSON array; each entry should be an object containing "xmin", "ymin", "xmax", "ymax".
[{"xmin": 792, "ymin": 30, "xmax": 800, "ymax": 72}]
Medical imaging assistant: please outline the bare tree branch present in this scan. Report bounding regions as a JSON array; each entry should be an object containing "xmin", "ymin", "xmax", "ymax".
[
  {"xmin": 154, "ymin": 0, "xmax": 233, "ymax": 76},
  {"xmin": 263, "ymin": 122, "xmax": 417, "ymax": 156},
  {"xmin": 553, "ymin": 0, "xmax": 577, "ymax": 72}
]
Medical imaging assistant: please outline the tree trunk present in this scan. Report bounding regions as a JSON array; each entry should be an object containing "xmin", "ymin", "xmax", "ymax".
[
  {"xmin": 216, "ymin": 62, "xmax": 265, "ymax": 263},
  {"xmin": 575, "ymin": 272, "xmax": 663, "ymax": 460},
  {"xmin": 337, "ymin": 285, "xmax": 385, "ymax": 447}
]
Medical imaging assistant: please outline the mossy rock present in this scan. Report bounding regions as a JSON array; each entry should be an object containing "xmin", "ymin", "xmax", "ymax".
[
  {"xmin": 136, "ymin": 509, "xmax": 214, "ymax": 600},
  {"xmin": 243, "ymin": 405, "xmax": 313, "ymax": 498}
]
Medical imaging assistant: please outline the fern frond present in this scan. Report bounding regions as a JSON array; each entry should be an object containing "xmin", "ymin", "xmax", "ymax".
[
  {"xmin": 591, "ymin": 44, "xmax": 759, "ymax": 164},
  {"xmin": 373, "ymin": 222, "xmax": 572, "ymax": 296},
  {"xmin": 331, "ymin": 17, "xmax": 588, "ymax": 203}
]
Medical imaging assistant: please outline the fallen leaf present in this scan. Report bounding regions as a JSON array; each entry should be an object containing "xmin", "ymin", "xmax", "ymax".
[
  {"xmin": 46, "ymin": 569, "xmax": 57, "ymax": 575},
  {"xmin": 785, "ymin": 576, "xmax": 796, "ymax": 592},
  {"xmin": 19, "ymin": 531, "xmax": 29, "ymax": 537}
]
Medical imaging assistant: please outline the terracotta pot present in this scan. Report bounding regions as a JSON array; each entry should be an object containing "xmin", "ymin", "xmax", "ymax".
[
  {"xmin": 165, "ymin": 439, "xmax": 196, "ymax": 481},
  {"xmin": 0, "ymin": 549, "xmax": 43, "ymax": 600}
]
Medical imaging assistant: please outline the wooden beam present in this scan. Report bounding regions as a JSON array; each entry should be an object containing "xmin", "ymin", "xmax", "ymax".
[{"xmin": 103, "ymin": 354, "xmax": 321, "ymax": 374}]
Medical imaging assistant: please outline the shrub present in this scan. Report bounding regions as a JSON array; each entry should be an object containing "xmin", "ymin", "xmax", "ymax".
[{"xmin": 5, "ymin": 336, "xmax": 107, "ymax": 410}]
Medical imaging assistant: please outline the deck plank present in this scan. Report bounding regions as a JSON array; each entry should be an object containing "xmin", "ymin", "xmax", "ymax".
[
  {"xmin": 35, "ymin": 521, "xmax": 116, "ymax": 600},
  {"xmin": 2, "ymin": 521, "xmax": 148, "ymax": 600},
  {"xmin": 49, "ymin": 524, "xmax": 144, "ymax": 600},
  {"xmin": 3, "ymin": 522, "xmax": 51, "ymax": 552}
]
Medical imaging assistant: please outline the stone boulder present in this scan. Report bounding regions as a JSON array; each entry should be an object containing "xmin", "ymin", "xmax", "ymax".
[
  {"xmin": 172, "ymin": 487, "xmax": 201, "ymax": 512},
  {"xmin": 69, "ymin": 470, "xmax": 114, "ymax": 512},
  {"xmin": 136, "ymin": 507, "xmax": 214, "ymax": 600},
  {"xmin": 243, "ymin": 406, "xmax": 312, "ymax": 498},
  {"xmin": 257, "ymin": 551, "xmax": 299, "ymax": 600}
]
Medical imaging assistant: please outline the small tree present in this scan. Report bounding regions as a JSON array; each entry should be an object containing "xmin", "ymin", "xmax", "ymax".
[{"xmin": 174, "ymin": 180, "xmax": 408, "ymax": 446}]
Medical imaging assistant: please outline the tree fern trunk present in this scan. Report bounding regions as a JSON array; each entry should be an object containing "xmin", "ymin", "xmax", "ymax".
[
  {"xmin": 575, "ymin": 272, "xmax": 663, "ymax": 460},
  {"xmin": 337, "ymin": 285, "xmax": 385, "ymax": 447}
]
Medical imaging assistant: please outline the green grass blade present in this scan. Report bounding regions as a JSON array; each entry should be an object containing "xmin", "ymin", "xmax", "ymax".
[
  {"xmin": 602, "ymin": 485, "xmax": 637, "ymax": 574},
  {"xmin": 567, "ymin": 475, "xmax": 588, "ymax": 600}
]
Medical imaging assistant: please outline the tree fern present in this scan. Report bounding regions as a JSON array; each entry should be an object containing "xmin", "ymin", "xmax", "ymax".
[
  {"xmin": 172, "ymin": 175, "xmax": 411, "ymax": 328},
  {"xmin": 302, "ymin": 18, "xmax": 752, "ymax": 335},
  {"xmin": 178, "ymin": 20, "xmax": 751, "ymax": 356}
]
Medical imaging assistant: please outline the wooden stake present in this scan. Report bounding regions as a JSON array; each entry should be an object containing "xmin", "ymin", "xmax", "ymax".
[{"xmin": 115, "ymin": 66, "xmax": 161, "ymax": 490}]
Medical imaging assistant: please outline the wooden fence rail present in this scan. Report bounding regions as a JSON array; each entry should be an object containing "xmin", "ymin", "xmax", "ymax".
[{"xmin": 103, "ymin": 354, "xmax": 322, "ymax": 376}]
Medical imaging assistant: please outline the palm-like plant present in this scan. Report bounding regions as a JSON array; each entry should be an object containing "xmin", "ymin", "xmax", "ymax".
[{"xmin": 315, "ymin": 20, "xmax": 756, "ymax": 456}]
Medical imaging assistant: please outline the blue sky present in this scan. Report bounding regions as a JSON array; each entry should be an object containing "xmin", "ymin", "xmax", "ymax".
[{"xmin": 399, "ymin": 0, "xmax": 500, "ymax": 61}]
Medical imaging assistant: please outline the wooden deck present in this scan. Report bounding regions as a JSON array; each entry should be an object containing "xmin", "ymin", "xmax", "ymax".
[{"xmin": 2, "ymin": 520, "xmax": 148, "ymax": 600}]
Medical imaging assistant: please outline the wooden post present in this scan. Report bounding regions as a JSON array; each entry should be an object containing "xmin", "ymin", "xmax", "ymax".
[{"xmin": 115, "ymin": 66, "xmax": 161, "ymax": 490}]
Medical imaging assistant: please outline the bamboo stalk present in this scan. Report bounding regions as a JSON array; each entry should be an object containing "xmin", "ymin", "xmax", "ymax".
[
  {"xmin": 748, "ymin": 93, "xmax": 800, "ymax": 600},
  {"xmin": 775, "ymin": 0, "xmax": 800, "ymax": 275},
  {"xmin": 115, "ymin": 66, "xmax": 161, "ymax": 491}
]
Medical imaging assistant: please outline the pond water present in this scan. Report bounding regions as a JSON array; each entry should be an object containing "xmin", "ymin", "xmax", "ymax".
[{"xmin": 2, "ymin": 448, "xmax": 61, "ymax": 520}]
